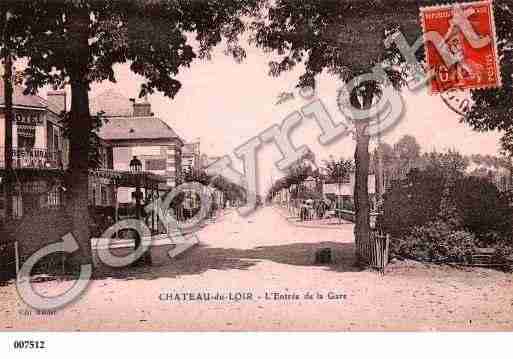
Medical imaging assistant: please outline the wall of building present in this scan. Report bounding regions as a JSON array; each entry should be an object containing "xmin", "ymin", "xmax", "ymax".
[
  {"xmin": 323, "ymin": 174, "xmax": 376, "ymax": 196},
  {"xmin": 0, "ymin": 109, "xmax": 68, "ymax": 169}
]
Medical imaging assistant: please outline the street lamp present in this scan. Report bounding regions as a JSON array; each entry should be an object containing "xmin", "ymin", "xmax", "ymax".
[{"xmin": 129, "ymin": 156, "xmax": 143, "ymax": 220}]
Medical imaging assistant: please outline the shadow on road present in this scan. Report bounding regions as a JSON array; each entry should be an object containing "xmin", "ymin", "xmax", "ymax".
[{"xmin": 93, "ymin": 241, "xmax": 362, "ymax": 281}]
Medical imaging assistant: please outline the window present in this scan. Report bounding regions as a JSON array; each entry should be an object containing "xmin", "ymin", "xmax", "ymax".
[
  {"xmin": 13, "ymin": 196, "xmax": 23, "ymax": 219},
  {"xmin": 17, "ymin": 125, "xmax": 36, "ymax": 149},
  {"xmin": 48, "ymin": 188, "xmax": 61, "ymax": 207},
  {"xmin": 92, "ymin": 184, "xmax": 97, "ymax": 206},
  {"xmin": 40, "ymin": 187, "xmax": 61, "ymax": 209}
]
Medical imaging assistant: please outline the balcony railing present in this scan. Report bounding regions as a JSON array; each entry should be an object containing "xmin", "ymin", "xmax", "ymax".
[{"xmin": 0, "ymin": 147, "xmax": 64, "ymax": 170}]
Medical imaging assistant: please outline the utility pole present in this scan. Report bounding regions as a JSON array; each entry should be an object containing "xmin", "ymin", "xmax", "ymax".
[{"xmin": 2, "ymin": 8, "xmax": 13, "ymax": 220}]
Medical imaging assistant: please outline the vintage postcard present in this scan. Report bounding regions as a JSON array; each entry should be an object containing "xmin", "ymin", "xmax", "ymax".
[{"xmin": 1, "ymin": 0, "xmax": 513, "ymax": 349}]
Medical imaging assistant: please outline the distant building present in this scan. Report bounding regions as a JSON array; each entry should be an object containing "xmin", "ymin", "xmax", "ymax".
[{"xmin": 322, "ymin": 173, "xmax": 377, "ymax": 211}]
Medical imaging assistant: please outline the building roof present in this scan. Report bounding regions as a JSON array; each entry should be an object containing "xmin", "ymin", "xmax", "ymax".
[
  {"xmin": 0, "ymin": 84, "xmax": 47, "ymax": 109},
  {"xmin": 97, "ymin": 116, "xmax": 182, "ymax": 142},
  {"xmin": 92, "ymin": 89, "xmax": 184, "ymax": 144}
]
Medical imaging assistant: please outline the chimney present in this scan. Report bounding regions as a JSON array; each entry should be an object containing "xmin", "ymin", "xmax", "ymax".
[
  {"xmin": 47, "ymin": 90, "xmax": 67, "ymax": 114},
  {"xmin": 132, "ymin": 95, "xmax": 152, "ymax": 117}
]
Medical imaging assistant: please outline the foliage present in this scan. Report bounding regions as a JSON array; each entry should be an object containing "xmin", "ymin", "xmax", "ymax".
[
  {"xmin": 322, "ymin": 157, "xmax": 353, "ymax": 185},
  {"xmin": 182, "ymin": 167, "xmax": 247, "ymax": 203},
  {"xmin": 390, "ymin": 220, "xmax": 476, "ymax": 263},
  {"xmin": 463, "ymin": 2, "xmax": 513, "ymax": 153},
  {"xmin": 393, "ymin": 135, "xmax": 421, "ymax": 167},
  {"xmin": 16, "ymin": 1, "xmax": 260, "ymax": 97},
  {"xmin": 382, "ymin": 168, "xmax": 445, "ymax": 236},
  {"xmin": 387, "ymin": 164, "xmax": 513, "ymax": 263},
  {"xmin": 290, "ymin": 185, "xmax": 322, "ymax": 200},
  {"xmin": 453, "ymin": 176, "xmax": 513, "ymax": 240},
  {"xmin": 422, "ymin": 150, "xmax": 469, "ymax": 178},
  {"xmin": 383, "ymin": 154, "xmax": 513, "ymax": 239},
  {"xmin": 60, "ymin": 111, "xmax": 107, "ymax": 169}
]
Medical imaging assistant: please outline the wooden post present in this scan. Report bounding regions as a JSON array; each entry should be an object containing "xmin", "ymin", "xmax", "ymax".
[
  {"xmin": 114, "ymin": 181, "xmax": 119, "ymax": 222},
  {"xmin": 151, "ymin": 186, "xmax": 155, "ymax": 233}
]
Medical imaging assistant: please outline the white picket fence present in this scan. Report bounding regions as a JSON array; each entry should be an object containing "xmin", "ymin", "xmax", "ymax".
[{"xmin": 357, "ymin": 231, "xmax": 390, "ymax": 272}]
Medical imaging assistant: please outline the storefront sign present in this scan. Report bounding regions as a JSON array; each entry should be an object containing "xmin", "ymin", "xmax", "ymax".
[
  {"xmin": 15, "ymin": 110, "xmax": 44, "ymax": 126},
  {"xmin": 17, "ymin": 125, "xmax": 36, "ymax": 139}
]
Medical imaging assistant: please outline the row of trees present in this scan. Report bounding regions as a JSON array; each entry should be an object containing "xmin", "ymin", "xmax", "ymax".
[
  {"xmin": 182, "ymin": 166, "xmax": 246, "ymax": 205},
  {"xmin": 373, "ymin": 134, "xmax": 513, "ymax": 190},
  {"xmin": 266, "ymin": 155, "xmax": 354, "ymax": 202}
]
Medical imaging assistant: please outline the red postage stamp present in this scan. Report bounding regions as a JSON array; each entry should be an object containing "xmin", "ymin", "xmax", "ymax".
[{"xmin": 420, "ymin": 1, "xmax": 501, "ymax": 93}]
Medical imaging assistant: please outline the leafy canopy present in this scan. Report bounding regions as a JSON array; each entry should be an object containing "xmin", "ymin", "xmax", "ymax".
[{"xmin": 464, "ymin": 2, "xmax": 513, "ymax": 153}]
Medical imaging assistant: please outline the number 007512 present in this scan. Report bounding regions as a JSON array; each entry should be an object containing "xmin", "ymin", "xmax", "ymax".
[{"xmin": 13, "ymin": 340, "xmax": 46, "ymax": 349}]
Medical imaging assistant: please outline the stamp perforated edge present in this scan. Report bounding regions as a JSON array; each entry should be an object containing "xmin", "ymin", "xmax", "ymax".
[{"xmin": 419, "ymin": 0, "xmax": 502, "ymax": 94}]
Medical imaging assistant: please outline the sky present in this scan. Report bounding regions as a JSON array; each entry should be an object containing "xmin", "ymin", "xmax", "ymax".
[{"xmin": 26, "ymin": 41, "xmax": 501, "ymax": 196}]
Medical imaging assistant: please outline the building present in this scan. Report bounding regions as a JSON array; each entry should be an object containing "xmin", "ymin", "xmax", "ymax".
[
  {"xmin": 0, "ymin": 87, "xmax": 166, "ymax": 263},
  {"xmin": 0, "ymin": 86, "xmax": 69, "ymax": 220},
  {"xmin": 322, "ymin": 173, "xmax": 377, "ymax": 211},
  {"xmin": 93, "ymin": 91, "xmax": 184, "ymax": 203}
]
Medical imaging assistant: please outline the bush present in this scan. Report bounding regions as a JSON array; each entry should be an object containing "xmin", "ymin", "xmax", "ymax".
[
  {"xmin": 390, "ymin": 220, "xmax": 476, "ymax": 262},
  {"xmin": 382, "ymin": 169, "xmax": 444, "ymax": 236},
  {"xmin": 383, "ymin": 170, "xmax": 513, "ymax": 242},
  {"xmin": 453, "ymin": 176, "xmax": 513, "ymax": 242}
]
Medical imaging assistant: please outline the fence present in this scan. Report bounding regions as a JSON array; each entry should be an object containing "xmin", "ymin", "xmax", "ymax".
[
  {"xmin": 0, "ymin": 241, "xmax": 19, "ymax": 282},
  {"xmin": 357, "ymin": 231, "xmax": 390, "ymax": 272}
]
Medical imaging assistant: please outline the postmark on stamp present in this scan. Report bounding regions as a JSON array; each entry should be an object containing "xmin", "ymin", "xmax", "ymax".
[{"xmin": 420, "ymin": 1, "xmax": 501, "ymax": 93}]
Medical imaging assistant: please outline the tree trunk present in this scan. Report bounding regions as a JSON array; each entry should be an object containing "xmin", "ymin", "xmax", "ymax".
[
  {"xmin": 354, "ymin": 123, "xmax": 371, "ymax": 260},
  {"xmin": 3, "ymin": 50, "xmax": 13, "ymax": 221},
  {"xmin": 353, "ymin": 88, "xmax": 374, "ymax": 262},
  {"xmin": 66, "ymin": 10, "xmax": 93, "ymax": 267},
  {"xmin": 67, "ymin": 79, "xmax": 93, "ymax": 267}
]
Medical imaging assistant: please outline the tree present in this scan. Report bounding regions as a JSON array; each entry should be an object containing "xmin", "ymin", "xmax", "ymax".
[
  {"xmin": 422, "ymin": 149, "xmax": 469, "ymax": 178},
  {"xmin": 393, "ymin": 135, "xmax": 421, "ymax": 167},
  {"xmin": 463, "ymin": 2, "xmax": 513, "ymax": 152},
  {"xmin": 1, "ymin": 6, "xmax": 14, "ymax": 222},
  {"xmin": 372, "ymin": 142, "xmax": 395, "ymax": 194},
  {"xmin": 251, "ymin": 1, "xmax": 420, "ymax": 250},
  {"xmin": 15, "ymin": 0, "xmax": 258, "ymax": 266},
  {"xmin": 322, "ymin": 156, "xmax": 353, "ymax": 208}
]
